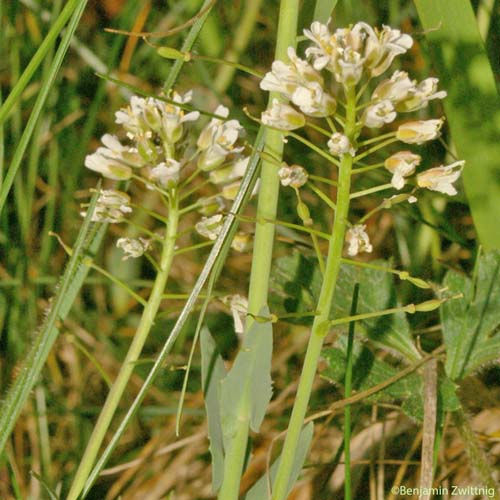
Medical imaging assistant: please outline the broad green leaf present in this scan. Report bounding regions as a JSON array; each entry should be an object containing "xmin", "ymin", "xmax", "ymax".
[
  {"xmin": 220, "ymin": 308, "xmax": 273, "ymax": 446},
  {"xmin": 200, "ymin": 327, "xmax": 227, "ymax": 492},
  {"xmin": 442, "ymin": 250, "xmax": 500, "ymax": 380},
  {"xmin": 415, "ymin": 0, "xmax": 500, "ymax": 250},
  {"xmin": 322, "ymin": 339, "xmax": 460, "ymax": 421},
  {"xmin": 244, "ymin": 422, "xmax": 314, "ymax": 500},
  {"xmin": 270, "ymin": 253, "xmax": 420, "ymax": 361},
  {"xmin": 322, "ymin": 340, "xmax": 422, "ymax": 405}
]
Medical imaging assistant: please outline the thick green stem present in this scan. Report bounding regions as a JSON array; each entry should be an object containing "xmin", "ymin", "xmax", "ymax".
[
  {"xmin": 451, "ymin": 406, "xmax": 500, "ymax": 499},
  {"xmin": 66, "ymin": 194, "xmax": 179, "ymax": 500},
  {"xmin": 271, "ymin": 85, "xmax": 358, "ymax": 500},
  {"xmin": 216, "ymin": 1, "xmax": 299, "ymax": 499}
]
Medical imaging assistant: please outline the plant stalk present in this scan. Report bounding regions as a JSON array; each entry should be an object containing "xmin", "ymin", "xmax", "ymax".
[
  {"xmin": 216, "ymin": 0, "xmax": 299, "ymax": 498},
  {"xmin": 271, "ymin": 85, "xmax": 358, "ymax": 500},
  {"xmin": 66, "ymin": 194, "xmax": 179, "ymax": 500}
]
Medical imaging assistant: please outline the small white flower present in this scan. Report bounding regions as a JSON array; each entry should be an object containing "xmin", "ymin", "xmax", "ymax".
[
  {"xmin": 116, "ymin": 237, "xmax": 151, "ymax": 260},
  {"xmin": 327, "ymin": 133, "xmax": 355, "ymax": 156},
  {"xmin": 115, "ymin": 96, "xmax": 154, "ymax": 140},
  {"xmin": 384, "ymin": 151, "xmax": 421, "ymax": 189},
  {"xmin": 278, "ymin": 164, "xmax": 308, "ymax": 188},
  {"xmin": 396, "ymin": 119, "xmax": 444, "ymax": 144},
  {"xmin": 372, "ymin": 71, "xmax": 415, "ymax": 102},
  {"xmin": 81, "ymin": 189, "xmax": 132, "ymax": 223},
  {"xmin": 149, "ymin": 159, "xmax": 181, "ymax": 189},
  {"xmin": 346, "ymin": 224, "xmax": 373, "ymax": 257},
  {"xmin": 397, "ymin": 77, "xmax": 447, "ymax": 112},
  {"xmin": 335, "ymin": 47, "xmax": 364, "ymax": 85},
  {"xmin": 260, "ymin": 48, "xmax": 335, "ymax": 116},
  {"xmin": 362, "ymin": 99, "xmax": 396, "ymax": 128},
  {"xmin": 261, "ymin": 99, "xmax": 305, "ymax": 130},
  {"xmin": 417, "ymin": 160, "xmax": 464, "ymax": 195},
  {"xmin": 291, "ymin": 82, "xmax": 336, "ymax": 117},
  {"xmin": 195, "ymin": 214, "xmax": 224, "ymax": 240},
  {"xmin": 159, "ymin": 90, "xmax": 200, "ymax": 143},
  {"xmin": 84, "ymin": 151, "xmax": 132, "ymax": 181},
  {"xmin": 368, "ymin": 25, "xmax": 413, "ymax": 77},
  {"xmin": 304, "ymin": 21, "xmax": 336, "ymax": 71},
  {"xmin": 197, "ymin": 105, "xmax": 244, "ymax": 170},
  {"xmin": 260, "ymin": 47, "xmax": 324, "ymax": 98}
]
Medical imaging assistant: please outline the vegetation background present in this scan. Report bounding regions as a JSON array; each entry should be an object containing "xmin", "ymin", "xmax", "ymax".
[{"xmin": 0, "ymin": 0, "xmax": 499, "ymax": 498}]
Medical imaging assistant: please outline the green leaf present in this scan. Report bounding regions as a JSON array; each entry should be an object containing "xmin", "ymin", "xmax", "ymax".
[
  {"xmin": 220, "ymin": 308, "xmax": 273, "ymax": 446},
  {"xmin": 322, "ymin": 340, "xmax": 460, "ymax": 421},
  {"xmin": 200, "ymin": 327, "xmax": 227, "ymax": 492},
  {"xmin": 244, "ymin": 422, "xmax": 314, "ymax": 500},
  {"xmin": 270, "ymin": 253, "xmax": 420, "ymax": 361},
  {"xmin": 441, "ymin": 250, "xmax": 500, "ymax": 380},
  {"xmin": 414, "ymin": 0, "xmax": 500, "ymax": 250},
  {"xmin": 322, "ymin": 340, "xmax": 422, "ymax": 405}
]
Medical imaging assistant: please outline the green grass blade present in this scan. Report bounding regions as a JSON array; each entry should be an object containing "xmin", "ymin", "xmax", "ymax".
[
  {"xmin": 0, "ymin": 0, "xmax": 84, "ymax": 127},
  {"xmin": 0, "ymin": 188, "xmax": 105, "ymax": 457},
  {"xmin": 414, "ymin": 0, "xmax": 500, "ymax": 250},
  {"xmin": 0, "ymin": 0, "xmax": 89, "ymax": 216}
]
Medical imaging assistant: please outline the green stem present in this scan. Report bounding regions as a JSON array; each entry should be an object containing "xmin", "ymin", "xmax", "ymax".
[
  {"xmin": 216, "ymin": 0, "xmax": 299, "ymax": 498},
  {"xmin": 450, "ymin": 406, "xmax": 500, "ymax": 499},
  {"xmin": 271, "ymin": 85, "xmax": 358, "ymax": 500},
  {"xmin": 66, "ymin": 193, "xmax": 179, "ymax": 500},
  {"xmin": 344, "ymin": 284, "xmax": 360, "ymax": 500}
]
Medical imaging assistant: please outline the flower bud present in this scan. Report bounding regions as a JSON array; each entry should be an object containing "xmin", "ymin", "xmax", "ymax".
[
  {"xmin": 396, "ymin": 119, "xmax": 444, "ymax": 144},
  {"xmin": 195, "ymin": 214, "xmax": 224, "ymax": 240},
  {"xmin": 327, "ymin": 133, "xmax": 355, "ymax": 156},
  {"xmin": 297, "ymin": 201, "xmax": 312, "ymax": 226},
  {"xmin": 116, "ymin": 237, "xmax": 151, "ymax": 260},
  {"xmin": 278, "ymin": 164, "xmax": 308, "ymax": 188}
]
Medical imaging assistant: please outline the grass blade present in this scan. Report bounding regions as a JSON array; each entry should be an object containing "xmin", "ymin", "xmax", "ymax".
[
  {"xmin": 0, "ymin": 0, "xmax": 84, "ymax": 127},
  {"xmin": 0, "ymin": 0, "xmax": 89, "ymax": 216},
  {"xmin": 414, "ymin": 0, "xmax": 500, "ymax": 250},
  {"xmin": 0, "ymin": 188, "xmax": 105, "ymax": 456}
]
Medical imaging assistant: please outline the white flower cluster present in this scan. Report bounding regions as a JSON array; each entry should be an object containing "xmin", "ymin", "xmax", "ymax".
[
  {"xmin": 84, "ymin": 91, "xmax": 252, "ymax": 259},
  {"xmin": 258, "ymin": 20, "xmax": 465, "ymax": 256}
]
